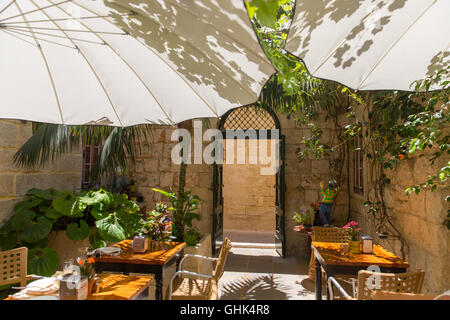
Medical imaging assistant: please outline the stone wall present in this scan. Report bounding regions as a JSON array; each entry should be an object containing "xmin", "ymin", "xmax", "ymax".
[
  {"xmin": 0, "ymin": 120, "xmax": 82, "ymax": 227},
  {"xmin": 349, "ymin": 148, "xmax": 449, "ymax": 294},
  {"xmin": 345, "ymin": 103, "xmax": 449, "ymax": 294},
  {"xmin": 128, "ymin": 122, "xmax": 215, "ymax": 236},
  {"xmin": 223, "ymin": 139, "xmax": 276, "ymax": 232},
  {"xmin": 280, "ymin": 113, "xmax": 349, "ymax": 257}
]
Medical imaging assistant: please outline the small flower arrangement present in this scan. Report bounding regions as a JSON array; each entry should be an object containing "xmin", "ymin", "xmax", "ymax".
[
  {"xmin": 343, "ymin": 221, "xmax": 360, "ymax": 241},
  {"xmin": 77, "ymin": 256, "xmax": 96, "ymax": 280}
]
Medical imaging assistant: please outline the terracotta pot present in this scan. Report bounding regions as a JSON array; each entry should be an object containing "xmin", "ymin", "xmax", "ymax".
[{"xmin": 348, "ymin": 240, "xmax": 360, "ymax": 254}]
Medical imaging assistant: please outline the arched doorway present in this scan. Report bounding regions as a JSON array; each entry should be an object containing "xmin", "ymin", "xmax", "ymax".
[{"xmin": 212, "ymin": 105, "xmax": 286, "ymax": 257}]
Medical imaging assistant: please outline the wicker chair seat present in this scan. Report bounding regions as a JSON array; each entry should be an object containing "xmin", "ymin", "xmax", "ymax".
[{"xmin": 171, "ymin": 278, "xmax": 211, "ymax": 300}]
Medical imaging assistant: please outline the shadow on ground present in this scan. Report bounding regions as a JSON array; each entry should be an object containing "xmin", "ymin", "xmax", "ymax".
[{"xmin": 220, "ymin": 274, "xmax": 289, "ymax": 300}]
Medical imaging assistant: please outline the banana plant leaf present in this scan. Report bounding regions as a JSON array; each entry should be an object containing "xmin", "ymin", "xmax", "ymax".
[
  {"xmin": 0, "ymin": 232, "xmax": 18, "ymax": 250},
  {"xmin": 10, "ymin": 210, "xmax": 36, "ymax": 231},
  {"xmin": 52, "ymin": 192, "xmax": 87, "ymax": 217},
  {"xmin": 27, "ymin": 248, "xmax": 59, "ymax": 277},
  {"xmin": 26, "ymin": 188, "xmax": 62, "ymax": 200},
  {"xmin": 19, "ymin": 216, "xmax": 53, "ymax": 243},
  {"xmin": 90, "ymin": 204, "xmax": 109, "ymax": 220},
  {"xmin": 81, "ymin": 189, "xmax": 112, "ymax": 206},
  {"xmin": 14, "ymin": 198, "xmax": 44, "ymax": 213},
  {"xmin": 117, "ymin": 211, "xmax": 145, "ymax": 237},
  {"xmin": 44, "ymin": 207, "xmax": 63, "ymax": 220},
  {"xmin": 95, "ymin": 214, "xmax": 126, "ymax": 242},
  {"xmin": 66, "ymin": 220, "xmax": 90, "ymax": 241}
]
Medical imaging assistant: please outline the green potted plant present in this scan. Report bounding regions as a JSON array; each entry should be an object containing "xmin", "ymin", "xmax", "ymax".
[
  {"xmin": 142, "ymin": 201, "xmax": 175, "ymax": 251},
  {"xmin": 293, "ymin": 207, "xmax": 313, "ymax": 230},
  {"xmin": 152, "ymin": 188, "xmax": 202, "ymax": 245},
  {"xmin": 0, "ymin": 188, "xmax": 146, "ymax": 278}
]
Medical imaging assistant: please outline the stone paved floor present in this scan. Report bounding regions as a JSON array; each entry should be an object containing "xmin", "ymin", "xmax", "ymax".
[{"xmin": 219, "ymin": 247, "xmax": 318, "ymax": 300}]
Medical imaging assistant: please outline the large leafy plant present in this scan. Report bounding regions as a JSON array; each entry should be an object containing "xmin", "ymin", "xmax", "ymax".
[{"xmin": 0, "ymin": 188, "xmax": 145, "ymax": 277}]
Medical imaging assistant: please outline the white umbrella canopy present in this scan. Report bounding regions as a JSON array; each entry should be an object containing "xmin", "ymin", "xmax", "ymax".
[
  {"xmin": 0, "ymin": 0, "xmax": 275, "ymax": 126},
  {"xmin": 285, "ymin": 0, "xmax": 449, "ymax": 91}
]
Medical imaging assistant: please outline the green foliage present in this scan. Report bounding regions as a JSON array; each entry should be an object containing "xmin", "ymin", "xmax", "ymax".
[
  {"xmin": 152, "ymin": 188, "xmax": 202, "ymax": 242},
  {"xmin": 53, "ymin": 191, "xmax": 88, "ymax": 218},
  {"xmin": 292, "ymin": 207, "xmax": 313, "ymax": 225},
  {"xmin": 0, "ymin": 188, "xmax": 145, "ymax": 277},
  {"xmin": 246, "ymin": 0, "xmax": 323, "ymax": 112},
  {"xmin": 183, "ymin": 229, "xmax": 201, "ymax": 247},
  {"xmin": 142, "ymin": 202, "xmax": 174, "ymax": 242},
  {"xmin": 66, "ymin": 220, "xmax": 91, "ymax": 241},
  {"xmin": 13, "ymin": 124, "xmax": 152, "ymax": 182},
  {"xmin": 27, "ymin": 248, "xmax": 60, "ymax": 277}
]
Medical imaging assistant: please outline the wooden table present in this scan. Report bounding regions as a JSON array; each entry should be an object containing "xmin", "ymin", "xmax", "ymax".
[
  {"xmin": 5, "ymin": 274, "xmax": 152, "ymax": 300},
  {"xmin": 312, "ymin": 241, "xmax": 409, "ymax": 300},
  {"xmin": 89, "ymin": 274, "xmax": 152, "ymax": 300},
  {"xmin": 94, "ymin": 240, "xmax": 186, "ymax": 300}
]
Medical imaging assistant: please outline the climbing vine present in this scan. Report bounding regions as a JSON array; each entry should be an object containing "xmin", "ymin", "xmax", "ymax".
[{"xmin": 250, "ymin": 0, "xmax": 449, "ymax": 253}]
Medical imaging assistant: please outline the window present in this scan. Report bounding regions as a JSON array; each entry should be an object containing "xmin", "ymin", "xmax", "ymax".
[
  {"xmin": 353, "ymin": 135, "xmax": 364, "ymax": 195},
  {"xmin": 81, "ymin": 143, "xmax": 102, "ymax": 190}
]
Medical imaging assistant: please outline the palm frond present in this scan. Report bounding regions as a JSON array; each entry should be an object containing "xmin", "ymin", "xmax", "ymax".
[{"xmin": 14, "ymin": 123, "xmax": 152, "ymax": 181}]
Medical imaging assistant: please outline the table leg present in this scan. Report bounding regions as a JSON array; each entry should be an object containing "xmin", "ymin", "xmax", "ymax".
[
  {"xmin": 155, "ymin": 269, "xmax": 163, "ymax": 300},
  {"xmin": 315, "ymin": 257, "xmax": 322, "ymax": 300}
]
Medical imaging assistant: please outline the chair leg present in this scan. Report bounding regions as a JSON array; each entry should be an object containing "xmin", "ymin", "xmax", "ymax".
[{"xmin": 315, "ymin": 258, "xmax": 322, "ymax": 300}]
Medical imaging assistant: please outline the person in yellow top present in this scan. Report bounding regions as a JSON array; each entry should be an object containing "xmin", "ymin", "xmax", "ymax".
[{"xmin": 318, "ymin": 180, "xmax": 339, "ymax": 227}]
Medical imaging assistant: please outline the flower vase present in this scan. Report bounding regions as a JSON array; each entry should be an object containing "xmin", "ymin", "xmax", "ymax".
[{"xmin": 348, "ymin": 240, "xmax": 360, "ymax": 254}]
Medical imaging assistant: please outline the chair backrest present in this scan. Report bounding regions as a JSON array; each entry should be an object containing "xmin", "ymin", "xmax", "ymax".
[
  {"xmin": 0, "ymin": 247, "xmax": 29, "ymax": 287},
  {"xmin": 312, "ymin": 226, "xmax": 348, "ymax": 243},
  {"xmin": 213, "ymin": 238, "xmax": 232, "ymax": 281},
  {"xmin": 357, "ymin": 270, "xmax": 425, "ymax": 300}
]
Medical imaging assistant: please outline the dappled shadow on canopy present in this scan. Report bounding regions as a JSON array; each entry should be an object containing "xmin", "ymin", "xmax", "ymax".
[
  {"xmin": 284, "ymin": 0, "xmax": 449, "ymax": 91},
  {"xmin": 287, "ymin": 0, "xmax": 407, "ymax": 69},
  {"xmin": 104, "ymin": 0, "xmax": 275, "ymax": 114}
]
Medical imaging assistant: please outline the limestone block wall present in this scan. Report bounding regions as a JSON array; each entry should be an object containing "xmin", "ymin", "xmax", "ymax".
[
  {"xmin": 350, "ymin": 150, "xmax": 449, "ymax": 294},
  {"xmin": 223, "ymin": 139, "xmax": 276, "ymax": 232},
  {"xmin": 128, "ymin": 122, "xmax": 214, "ymax": 236},
  {"xmin": 128, "ymin": 115, "xmax": 345, "ymax": 258},
  {"xmin": 279, "ymin": 113, "xmax": 349, "ymax": 257},
  {"xmin": 0, "ymin": 120, "xmax": 82, "ymax": 227}
]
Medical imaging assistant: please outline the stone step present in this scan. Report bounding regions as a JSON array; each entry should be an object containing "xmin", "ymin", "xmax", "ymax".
[{"xmin": 230, "ymin": 241, "xmax": 276, "ymax": 249}]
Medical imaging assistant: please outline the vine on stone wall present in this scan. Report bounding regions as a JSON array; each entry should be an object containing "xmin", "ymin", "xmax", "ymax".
[{"xmin": 248, "ymin": 0, "xmax": 449, "ymax": 239}]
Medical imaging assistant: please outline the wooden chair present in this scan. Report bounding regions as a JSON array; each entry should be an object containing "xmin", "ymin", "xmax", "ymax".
[
  {"xmin": 371, "ymin": 290, "xmax": 437, "ymax": 300},
  {"xmin": 308, "ymin": 226, "xmax": 349, "ymax": 281},
  {"xmin": 0, "ymin": 247, "xmax": 34, "ymax": 287},
  {"xmin": 168, "ymin": 238, "xmax": 232, "ymax": 300},
  {"xmin": 328, "ymin": 269, "xmax": 425, "ymax": 300}
]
